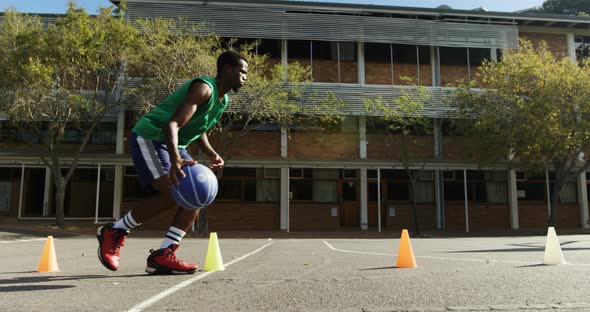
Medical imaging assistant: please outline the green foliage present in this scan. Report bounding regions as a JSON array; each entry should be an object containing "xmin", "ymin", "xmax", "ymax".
[
  {"xmin": 454, "ymin": 39, "xmax": 590, "ymax": 226},
  {"xmin": 0, "ymin": 3, "xmax": 138, "ymax": 227},
  {"xmin": 455, "ymin": 40, "xmax": 590, "ymax": 168},
  {"xmin": 364, "ymin": 85, "xmax": 433, "ymax": 137},
  {"xmin": 538, "ymin": 0, "xmax": 590, "ymax": 15},
  {"xmin": 1, "ymin": 4, "xmax": 137, "ymax": 140}
]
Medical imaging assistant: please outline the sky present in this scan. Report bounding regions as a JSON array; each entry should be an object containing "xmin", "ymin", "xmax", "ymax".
[{"xmin": 0, "ymin": 0, "xmax": 546, "ymax": 15}]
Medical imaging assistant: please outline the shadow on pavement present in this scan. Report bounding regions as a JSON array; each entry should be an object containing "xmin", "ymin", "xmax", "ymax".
[
  {"xmin": 359, "ymin": 266, "xmax": 397, "ymax": 271},
  {"xmin": 0, "ymin": 284, "xmax": 76, "ymax": 292},
  {"xmin": 0, "ymin": 273, "xmax": 155, "ymax": 285}
]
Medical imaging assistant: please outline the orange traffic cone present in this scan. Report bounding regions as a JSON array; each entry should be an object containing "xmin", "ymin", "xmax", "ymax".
[
  {"xmin": 396, "ymin": 229, "xmax": 417, "ymax": 268},
  {"xmin": 37, "ymin": 236, "xmax": 59, "ymax": 272}
]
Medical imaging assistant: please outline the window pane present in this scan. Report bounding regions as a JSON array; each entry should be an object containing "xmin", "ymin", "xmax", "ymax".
[
  {"xmin": 339, "ymin": 41, "xmax": 358, "ymax": 83},
  {"xmin": 312, "ymin": 41, "xmax": 338, "ymax": 82},
  {"xmin": 218, "ymin": 180, "xmax": 242, "ymax": 199},
  {"xmin": 517, "ymin": 182, "xmax": 545, "ymax": 201},
  {"xmin": 365, "ymin": 42, "xmax": 392, "ymax": 85},
  {"xmin": 256, "ymin": 179, "xmax": 279, "ymax": 202},
  {"xmin": 342, "ymin": 180, "xmax": 357, "ymax": 201},
  {"xmin": 560, "ymin": 182, "xmax": 577, "ymax": 204},
  {"xmin": 440, "ymin": 47, "xmax": 469, "ymax": 86},
  {"xmin": 290, "ymin": 179, "xmax": 312, "ymax": 200},
  {"xmin": 314, "ymin": 180, "xmax": 337, "ymax": 202},
  {"xmin": 387, "ymin": 181, "xmax": 409, "ymax": 200},
  {"xmin": 393, "ymin": 44, "xmax": 418, "ymax": 85},
  {"xmin": 415, "ymin": 181, "xmax": 434, "ymax": 203},
  {"xmin": 244, "ymin": 179, "xmax": 257, "ymax": 201},
  {"xmin": 418, "ymin": 45, "xmax": 432, "ymax": 86}
]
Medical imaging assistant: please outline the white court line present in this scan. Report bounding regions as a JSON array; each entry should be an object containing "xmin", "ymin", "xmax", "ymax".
[
  {"xmin": 322, "ymin": 240, "xmax": 590, "ymax": 267},
  {"xmin": 128, "ymin": 242, "xmax": 274, "ymax": 312},
  {"xmin": 0, "ymin": 238, "xmax": 46, "ymax": 244}
]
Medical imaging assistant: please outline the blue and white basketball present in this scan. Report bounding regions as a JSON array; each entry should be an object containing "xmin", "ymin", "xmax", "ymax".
[{"xmin": 171, "ymin": 164, "xmax": 218, "ymax": 209}]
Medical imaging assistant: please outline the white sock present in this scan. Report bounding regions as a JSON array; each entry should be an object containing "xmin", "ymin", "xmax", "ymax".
[
  {"xmin": 160, "ymin": 226, "xmax": 186, "ymax": 249},
  {"xmin": 113, "ymin": 212, "xmax": 141, "ymax": 231}
]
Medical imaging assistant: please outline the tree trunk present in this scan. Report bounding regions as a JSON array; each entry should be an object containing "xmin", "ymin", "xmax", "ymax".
[
  {"xmin": 409, "ymin": 179, "xmax": 420, "ymax": 237},
  {"xmin": 55, "ymin": 177, "xmax": 66, "ymax": 228}
]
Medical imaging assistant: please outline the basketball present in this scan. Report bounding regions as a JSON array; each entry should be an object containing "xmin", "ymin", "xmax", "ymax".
[{"xmin": 171, "ymin": 164, "xmax": 219, "ymax": 209}]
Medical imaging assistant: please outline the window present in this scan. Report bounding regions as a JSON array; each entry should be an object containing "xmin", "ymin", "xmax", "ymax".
[
  {"xmin": 288, "ymin": 40, "xmax": 358, "ymax": 83},
  {"xmin": 217, "ymin": 167, "xmax": 279, "ymax": 202},
  {"xmin": 256, "ymin": 168, "xmax": 279, "ymax": 202},
  {"xmin": 365, "ymin": 42, "xmax": 393, "ymax": 85},
  {"xmin": 468, "ymin": 48, "xmax": 491, "ymax": 87},
  {"xmin": 313, "ymin": 169, "xmax": 338, "ymax": 202},
  {"xmin": 440, "ymin": 47, "xmax": 469, "ymax": 86},
  {"xmin": 575, "ymin": 36, "xmax": 590, "ymax": 64}
]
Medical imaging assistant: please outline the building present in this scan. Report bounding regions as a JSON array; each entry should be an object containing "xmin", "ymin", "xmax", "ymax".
[{"xmin": 1, "ymin": 0, "xmax": 590, "ymax": 233}]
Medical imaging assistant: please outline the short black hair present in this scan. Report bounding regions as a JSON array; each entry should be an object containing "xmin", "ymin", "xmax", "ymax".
[{"xmin": 217, "ymin": 51, "xmax": 248, "ymax": 76}]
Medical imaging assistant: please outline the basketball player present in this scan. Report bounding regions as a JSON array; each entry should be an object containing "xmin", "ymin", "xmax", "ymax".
[{"xmin": 97, "ymin": 51, "xmax": 248, "ymax": 274}]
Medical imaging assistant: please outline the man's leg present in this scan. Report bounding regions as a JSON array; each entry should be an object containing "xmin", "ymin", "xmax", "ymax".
[{"xmin": 144, "ymin": 175, "xmax": 201, "ymax": 275}]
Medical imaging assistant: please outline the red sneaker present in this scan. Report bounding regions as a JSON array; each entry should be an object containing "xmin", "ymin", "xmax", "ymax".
[
  {"xmin": 145, "ymin": 244, "xmax": 197, "ymax": 275},
  {"xmin": 96, "ymin": 223, "xmax": 128, "ymax": 271}
]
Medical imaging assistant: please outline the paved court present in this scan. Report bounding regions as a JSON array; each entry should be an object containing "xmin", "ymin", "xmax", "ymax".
[{"xmin": 1, "ymin": 230, "xmax": 590, "ymax": 312}]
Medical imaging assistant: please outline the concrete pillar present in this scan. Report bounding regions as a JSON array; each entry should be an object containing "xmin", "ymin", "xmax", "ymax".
[
  {"xmin": 360, "ymin": 168, "xmax": 368, "ymax": 230},
  {"xmin": 281, "ymin": 126, "xmax": 288, "ymax": 160},
  {"xmin": 433, "ymin": 118, "xmax": 444, "ymax": 229},
  {"xmin": 280, "ymin": 167, "xmax": 290, "ymax": 231},
  {"xmin": 357, "ymin": 42, "xmax": 365, "ymax": 85},
  {"xmin": 567, "ymin": 33, "xmax": 577, "ymax": 62},
  {"xmin": 508, "ymin": 169, "xmax": 519, "ymax": 229},
  {"xmin": 359, "ymin": 116, "xmax": 367, "ymax": 159},
  {"xmin": 577, "ymin": 172, "xmax": 589, "ymax": 229}
]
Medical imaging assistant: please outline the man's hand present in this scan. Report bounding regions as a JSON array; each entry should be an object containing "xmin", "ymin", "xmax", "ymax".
[
  {"xmin": 169, "ymin": 158, "xmax": 197, "ymax": 186},
  {"xmin": 210, "ymin": 153, "xmax": 224, "ymax": 171}
]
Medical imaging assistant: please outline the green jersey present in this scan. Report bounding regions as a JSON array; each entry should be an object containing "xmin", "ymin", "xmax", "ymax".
[{"xmin": 132, "ymin": 77, "xmax": 228, "ymax": 149}]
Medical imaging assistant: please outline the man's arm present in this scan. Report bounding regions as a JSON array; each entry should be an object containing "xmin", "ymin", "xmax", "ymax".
[
  {"xmin": 165, "ymin": 80, "xmax": 211, "ymax": 186},
  {"xmin": 197, "ymin": 132, "xmax": 224, "ymax": 171}
]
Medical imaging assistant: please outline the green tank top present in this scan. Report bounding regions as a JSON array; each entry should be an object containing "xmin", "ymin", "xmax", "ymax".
[{"xmin": 132, "ymin": 77, "xmax": 228, "ymax": 149}]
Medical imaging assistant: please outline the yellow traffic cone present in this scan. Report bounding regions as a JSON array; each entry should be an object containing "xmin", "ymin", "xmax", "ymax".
[
  {"xmin": 543, "ymin": 227, "xmax": 565, "ymax": 265},
  {"xmin": 37, "ymin": 236, "xmax": 59, "ymax": 272},
  {"xmin": 204, "ymin": 232, "xmax": 225, "ymax": 271},
  {"xmin": 396, "ymin": 229, "xmax": 417, "ymax": 268}
]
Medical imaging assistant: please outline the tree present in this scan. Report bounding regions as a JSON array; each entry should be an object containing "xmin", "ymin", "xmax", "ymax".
[
  {"xmin": 538, "ymin": 0, "xmax": 590, "ymax": 15},
  {"xmin": 365, "ymin": 85, "xmax": 433, "ymax": 236},
  {"xmin": 454, "ymin": 40, "xmax": 590, "ymax": 227},
  {"xmin": 0, "ymin": 4, "xmax": 138, "ymax": 227}
]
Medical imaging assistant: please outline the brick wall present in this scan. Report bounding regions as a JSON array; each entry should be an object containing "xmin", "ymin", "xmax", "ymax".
[
  {"xmin": 208, "ymin": 131, "xmax": 281, "ymax": 161},
  {"xmin": 467, "ymin": 203, "xmax": 511, "ymax": 230},
  {"xmin": 384, "ymin": 203, "xmax": 437, "ymax": 231},
  {"xmin": 119, "ymin": 200, "xmax": 281, "ymax": 231},
  {"xmin": 519, "ymin": 32, "xmax": 568, "ymax": 58},
  {"xmin": 290, "ymin": 203, "xmax": 339, "ymax": 230},
  {"xmin": 441, "ymin": 65, "xmax": 469, "ymax": 87},
  {"xmin": 288, "ymin": 132, "xmax": 358, "ymax": 161},
  {"xmin": 313, "ymin": 60, "xmax": 339, "ymax": 83},
  {"xmin": 555, "ymin": 204, "xmax": 582, "ymax": 228},
  {"xmin": 442, "ymin": 136, "xmax": 481, "ymax": 161},
  {"xmin": 445, "ymin": 203, "xmax": 511, "ymax": 232},
  {"xmin": 208, "ymin": 202, "xmax": 280, "ymax": 230},
  {"xmin": 365, "ymin": 61, "xmax": 392, "ymax": 85},
  {"xmin": 366, "ymin": 134, "xmax": 434, "ymax": 160},
  {"xmin": 517, "ymin": 203, "xmax": 580, "ymax": 229},
  {"xmin": 518, "ymin": 203, "xmax": 549, "ymax": 229},
  {"xmin": 0, "ymin": 142, "xmax": 115, "ymax": 154},
  {"xmin": 444, "ymin": 204, "xmax": 466, "ymax": 231}
]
